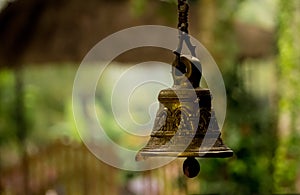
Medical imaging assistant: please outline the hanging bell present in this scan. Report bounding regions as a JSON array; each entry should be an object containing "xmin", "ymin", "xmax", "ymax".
[{"xmin": 136, "ymin": 53, "xmax": 233, "ymax": 178}]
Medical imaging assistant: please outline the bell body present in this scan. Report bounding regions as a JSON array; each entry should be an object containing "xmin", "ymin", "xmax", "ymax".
[
  {"xmin": 136, "ymin": 55, "xmax": 233, "ymax": 161},
  {"xmin": 136, "ymin": 87, "xmax": 233, "ymax": 160}
]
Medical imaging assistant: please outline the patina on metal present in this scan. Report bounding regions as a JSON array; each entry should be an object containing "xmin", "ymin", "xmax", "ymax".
[{"xmin": 136, "ymin": 0, "xmax": 233, "ymax": 178}]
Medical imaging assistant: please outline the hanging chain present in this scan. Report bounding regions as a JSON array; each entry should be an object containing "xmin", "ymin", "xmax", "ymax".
[
  {"xmin": 177, "ymin": 0, "xmax": 189, "ymax": 34},
  {"xmin": 175, "ymin": 0, "xmax": 196, "ymax": 57}
]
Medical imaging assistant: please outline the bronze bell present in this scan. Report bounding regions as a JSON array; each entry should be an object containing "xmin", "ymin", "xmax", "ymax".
[{"xmin": 136, "ymin": 53, "xmax": 233, "ymax": 178}]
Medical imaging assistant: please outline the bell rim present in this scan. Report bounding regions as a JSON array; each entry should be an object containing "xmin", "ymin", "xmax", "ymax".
[{"xmin": 137, "ymin": 149, "xmax": 233, "ymax": 159}]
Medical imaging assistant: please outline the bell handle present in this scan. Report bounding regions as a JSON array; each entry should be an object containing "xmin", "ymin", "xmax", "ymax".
[
  {"xmin": 181, "ymin": 56, "xmax": 192, "ymax": 79},
  {"xmin": 172, "ymin": 55, "xmax": 202, "ymax": 88}
]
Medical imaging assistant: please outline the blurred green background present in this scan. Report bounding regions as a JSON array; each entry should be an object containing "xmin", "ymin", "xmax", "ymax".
[{"xmin": 1, "ymin": 0, "xmax": 300, "ymax": 194}]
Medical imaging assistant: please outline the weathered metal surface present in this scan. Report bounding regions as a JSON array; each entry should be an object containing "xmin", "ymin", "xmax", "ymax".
[{"xmin": 136, "ymin": 55, "xmax": 233, "ymax": 160}]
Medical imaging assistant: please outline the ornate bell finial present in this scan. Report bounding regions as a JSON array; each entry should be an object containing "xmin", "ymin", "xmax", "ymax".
[{"xmin": 136, "ymin": 0, "xmax": 233, "ymax": 178}]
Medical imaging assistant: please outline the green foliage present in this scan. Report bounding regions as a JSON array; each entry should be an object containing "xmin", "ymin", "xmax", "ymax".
[
  {"xmin": 273, "ymin": 0, "xmax": 300, "ymax": 193},
  {"xmin": 277, "ymin": 0, "xmax": 300, "ymax": 113},
  {"xmin": 199, "ymin": 61, "xmax": 277, "ymax": 194},
  {"xmin": 0, "ymin": 69, "xmax": 17, "ymax": 145},
  {"xmin": 198, "ymin": 0, "xmax": 279, "ymax": 194},
  {"xmin": 130, "ymin": 0, "xmax": 177, "ymax": 23},
  {"xmin": 0, "ymin": 65, "xmax": 81, "ymax": 156},
  {"xmin": 22, "ymin": 65, "xmax": 80, "ymax": 145},
  {"xmin": 130, "ymin": 0, "xmax": 148, "ymax": 17}
]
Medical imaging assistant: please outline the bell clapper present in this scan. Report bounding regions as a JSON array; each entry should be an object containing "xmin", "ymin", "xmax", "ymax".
[{"xmin": 183, "ymin": 157, "xmax": 200, "ymax": 178}]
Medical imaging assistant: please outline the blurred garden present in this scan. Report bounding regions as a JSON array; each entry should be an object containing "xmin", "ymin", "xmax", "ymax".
[{"xmin": 1, "ymin": 0, "xmax": 300, "ymax": 194}]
